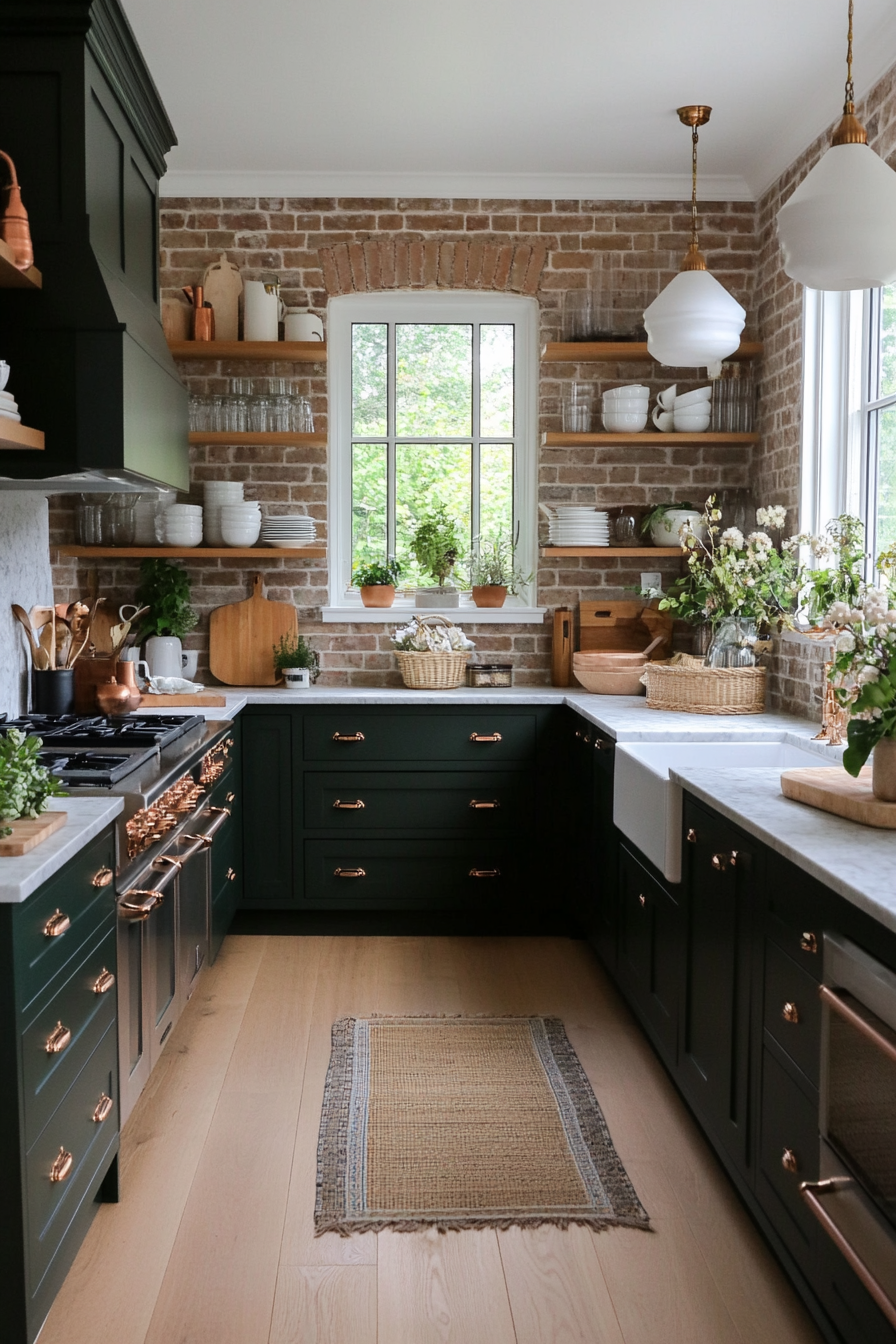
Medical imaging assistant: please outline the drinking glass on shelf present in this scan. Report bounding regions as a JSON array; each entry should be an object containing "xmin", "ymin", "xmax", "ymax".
[
  {"xmin": 291, "ymin": 395, "xmax": 313, "ymax": 432},
  {"xmin": 562, "ymin": 382, "xmax": 593, "ymax": 432},
  {"xmin": 189, "ymin": 394, "xmax": 210, "ymax": 431},
  {"xmin": 269, "ymin": 377, "xmax": 292, "ymax": 431},
  {"xmin": 614, "ymin": 510, "xmax": 638, "ymax": 547},
  {"xmin": 248, "ymin": 386, "xmax": 272, "ymax": 432}
]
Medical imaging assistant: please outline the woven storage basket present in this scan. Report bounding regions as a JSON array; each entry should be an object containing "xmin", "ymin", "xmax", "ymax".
[
  {"xmin": 394, "ymin": 615, "xmax": 470, "ymax": 690},
  {"xmin": 642, "ymin": 653, "xmax": 767, "ymax": 715}
]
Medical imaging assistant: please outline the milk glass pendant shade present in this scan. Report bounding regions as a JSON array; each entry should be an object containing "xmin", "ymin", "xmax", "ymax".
[
  {"xmin": 776, "ymin": 1, "xmax": 896, "ymax": 290},
  {"xmin": 644, "ymin": 106, "xmax": 746, "ymax": 369}
]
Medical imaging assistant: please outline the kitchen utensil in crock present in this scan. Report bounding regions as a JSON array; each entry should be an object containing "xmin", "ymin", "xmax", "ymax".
[{"xmin": 0, "ymin": 150, "xmax": 33, "ymax": 271}]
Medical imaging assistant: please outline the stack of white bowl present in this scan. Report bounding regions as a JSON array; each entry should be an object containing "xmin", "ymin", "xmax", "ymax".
[
  {"xmin": 204, "ymin": 481, "xmax": 244, "ymax": 545},
  {"xmin": 221, "ymin": 501, "xmax": 261, "ymax": 547},
  {"xmin": 672, "ymin": 385, "xmax": 712, "ymax": 432},
  {"xmin": 163, "ymin": 504, "xmax": 203, "ymax": 547},
  {"xmin": 601, "ymin": 384, "xmax": 650, "ymax": 432},
  {"xmin": 260, "ymin": 515, "xmax": 318, "ymax": 547},
  {"xmin": 547, "ymin": 507, "xmax": 611, "ymax": 546}
]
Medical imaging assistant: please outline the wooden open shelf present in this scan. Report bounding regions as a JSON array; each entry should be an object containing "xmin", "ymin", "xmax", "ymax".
[
  {"xmin": 168, "ymin": 340, "xmax": 326, "ymax": 363},
  {"xmin": 56, "ymin": 545, "xmax": 326, "ymax": 560},
  {"xmin": 187, "ymin": 431, "xmax": 327, "ymax": 447},
  {"xmin": 541, "ymin": 340, "xmax": 762, "ymax": 363},
  {"xmin": 543, "ymin": 431, "xmax": 757, "ymax": 447},
  {"xmin": 0, "ymin": 421, "xmax": 44, "ymax": 451},
  {"xmin": 541, "ymin": 546, "xmax": 682, "ymax": 558},
  {"xmin": 0, "ymin": 238, "xmax": 41, "ymax": 290}
]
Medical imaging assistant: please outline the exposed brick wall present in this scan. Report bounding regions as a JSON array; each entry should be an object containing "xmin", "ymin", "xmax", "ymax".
[
  {"xmin": 51, "ymin": 195, "xmax": 763, "ymax": 687},
  {"xmin": 766, "ymin": 630, "xmax": 835, "ymax": 721}
]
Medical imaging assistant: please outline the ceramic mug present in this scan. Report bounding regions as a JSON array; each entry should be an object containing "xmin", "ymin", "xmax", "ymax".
[
  {"xmin": 652, "ymin": 406, "xmax": 675, "ymax": 432},
  {"xmin": 181, "ymin": 650, "xmax": 199, "ymax": 680},
  {"xmin": 243, "ymin": 280, "xmax": 286, "ymax": 342},
  {"xmin": 144, "ymin": 635, "xmax": 183, "ymax": 679},
  {"xmin": 119, "ymin": 648, "xmax": 151, "ymax": 689},
  {"xmin": 283, "ymin": 310, "xmax": 324, "ymax": 342},
  {"xmin": 657, "ymin": 384, "xmax": 677, "ymax": 411}
]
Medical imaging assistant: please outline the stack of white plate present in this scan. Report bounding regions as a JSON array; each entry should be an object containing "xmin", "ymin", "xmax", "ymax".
[
  {"xmin": 548, "ymin": 507, "xmax": 611, "ymax": 546},
  {"xmin": 260, "ymin": 515, "xmax": 318, "ymax": 547},
  {"xmin": 0, "ymin": 389, "xmax": 21, "ymax": 423}
]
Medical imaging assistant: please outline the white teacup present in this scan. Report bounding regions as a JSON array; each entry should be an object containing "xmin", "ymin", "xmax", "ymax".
[
  {"xmin": 0, "ymin": 361, "xmax": 8, "ymax": 392},
  {"xmin": 657, "ymin": 384, "xmax": 677, "ymax": 411},
  {"xmin": 652, "ymin": 406, "xmax": 675, "ymax": 432}
]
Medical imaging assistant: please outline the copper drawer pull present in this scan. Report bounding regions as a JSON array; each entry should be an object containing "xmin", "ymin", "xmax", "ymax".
[
  {"xmin": 93, "ymin": 1093, "xmax": 113, "ymax": 1124},
  {"xmin": 43, "ymin": 909, "xmax": 70, "ymax": 938},
  {"xmin": 594, "ymin": 738, "xmax": 612, "ymax": 752},
  {"xmin": 686, "ymin": 828, "xmax": 698, "ymax": 843},
  {"xmin": 470, "ymin": 732, "xmax": 502, "ymax": 743},
  {"xmin": 711, "ymin": 853, "xmax": 727, "ymax": 871},
  {"xmin": 333, "ymin": 732, "xmax": 365, "ymax": 743},
  {"xmin": 782, "ymin": 1001, "xmax": 800, "ymax": 1024},
  {"xmin": 46, "ymin": 1022, "xmax": 71, "ymax": 1054},
  {"xmin": 92, "ymin": 968, "xmax": 115, "ymax": 995},
  {"xmin": 801, "ymin": 1179, "xmax": 896, "ymax": 1329},
  {"xmin": 469, "ymin": 800, "xmax": 500, "ymax": 809},
  {"xmin": 334, "ymin": 867, "xmax": 366, "ymax": 878},
  {"xmin": 226, "ymin": 791, "xmax": 235, "ymax": 803},
  {"xmin": 800, "ymin": 932, "xmax": 818, "ymax": 954},
  {"xmin": 469, "ymin": 868, "xmax": 501, "ymax": 878},
  {"xmin": 332, "ymin": 799, "xmax": 365, "ymax": 810},
  {"xmin": 50, "ymin": 1148, "xmax": 74, "ymax": 1183},
  {"xmin": 226, "ymin": 867, "xmax": 236, "ymax": 881},
  {"xmin": 781, "ymin": 1147, "xmax": 798, "ymax": 1173},
  {"xmin": 638, "ymin": 893, "xmax": 647, "ymax": 907},
  {"xmin": 91, "ymin": 866, "xmax": 113, "ymax": 888},
  {"xmin": 729, "ymin": 850, "xmax": 740, "ymax": 867},
  {"xmin": 118, "ymin": 890, "xmax": 164, "ymax": 921}
]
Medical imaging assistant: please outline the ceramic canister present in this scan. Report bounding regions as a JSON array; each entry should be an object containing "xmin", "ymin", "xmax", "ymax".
[{"xmin": 243, "ymin": 280, "xmax": 286, "ymax": 342}]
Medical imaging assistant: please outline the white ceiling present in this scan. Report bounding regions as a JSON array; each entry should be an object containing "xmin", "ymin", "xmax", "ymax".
[{"xmin": 121, "ymin": 0, "xmax": 896, "ymax": 202}]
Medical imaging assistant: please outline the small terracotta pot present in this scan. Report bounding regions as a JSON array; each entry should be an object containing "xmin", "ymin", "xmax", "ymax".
[
  {"xmin": 360, "ymin": 584, "xmax": 395, "ymax": 608},
  {"xmin": 472, "ymin": 585, "xmax": 507, "ymax": 609},
  {"xmin": 872, "ymin": 736, "xmax": 896, "ymax": 802}
]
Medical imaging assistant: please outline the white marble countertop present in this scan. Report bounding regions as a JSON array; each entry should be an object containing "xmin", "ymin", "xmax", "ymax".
[
  {"xmin": 671, "ymin": 766, "xmax": 896, "ymax": 935},
  {"xmin": 0, "ymin": 798, "xmax": 123, "ymax": 904}
]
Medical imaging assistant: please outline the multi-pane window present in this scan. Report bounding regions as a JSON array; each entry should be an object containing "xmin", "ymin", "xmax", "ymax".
[
  {"xmin": 863, "ymin": 285, "xmax": 896, "ymax": 562},
  {"xmin": 327, "ymin": 292, "xmax": 538, "ymax": 609}
]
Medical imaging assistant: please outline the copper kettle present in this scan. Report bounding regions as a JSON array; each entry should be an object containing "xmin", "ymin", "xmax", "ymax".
[{"xmin": 0, "ymin": 150, "xmax": 33, "ymax": 272}]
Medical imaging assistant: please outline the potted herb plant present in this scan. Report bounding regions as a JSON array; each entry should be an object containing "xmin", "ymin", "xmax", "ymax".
[
  {"xmin": 411, "ymin": 506, "xmax": 461, "ymax": 608},
  {"xmin": 272, "ymin": 632, "xmax": 320, "ymax": 688},
  {"xmin": 467, "ymin": 535, "xmax": 533, "ymax": 608},
  {"xmin": 0, "ymin": 729, "xmax": 67, "ymax": 837},
  {"xmin": 133, "ymin": 559, "xmax": 198, "ymax": 678},
  {"xmin": 354, "ymin": 557, "xmax": 402, "ymax": 609}
]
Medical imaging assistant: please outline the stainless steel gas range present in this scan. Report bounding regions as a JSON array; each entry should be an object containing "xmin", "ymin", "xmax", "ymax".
[{"xmin": 3, "ymin": 712, "xmax": 237, "ymax": 1122}]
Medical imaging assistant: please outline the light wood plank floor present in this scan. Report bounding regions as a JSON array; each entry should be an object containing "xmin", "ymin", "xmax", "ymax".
[{"xmin": 39, "ymin": 935, "xmax": 825, "ymax": 1344}]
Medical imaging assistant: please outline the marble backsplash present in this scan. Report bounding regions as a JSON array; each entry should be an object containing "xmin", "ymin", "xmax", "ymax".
[{"xmin": 0, "ymin": 494, "xmax": 54, "ymax": 716}]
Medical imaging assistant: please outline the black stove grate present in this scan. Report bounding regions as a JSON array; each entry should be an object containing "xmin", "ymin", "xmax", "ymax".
[
  {"xmin": 3, "ymin": 713, "xmax": 202, "ymax": 750},
  {"xmin": 37, "ymin": 749, "xmax": 145, "ymax": 786}
]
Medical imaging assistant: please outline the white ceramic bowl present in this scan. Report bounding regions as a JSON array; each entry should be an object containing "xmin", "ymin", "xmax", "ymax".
[
  {"xmin": 602, "ymin": 410, "xmax": 649, "ymax": 432},
  {"xmin": 166, "ymin": 503, "xmax": 202, "ymax": 514},
  {"xmin": 601, "ymin": 395, "xmax": 649, "ymax": 410},
  {"xmin": 674, "ymin": 386, "xmax": 712, "ymax": 409},
  {"xmin": 222, "ymin": 523, "xmax": 261, "ymax": 546},
  {"xmin": 603, "ymin": 384, "xmax": 649, "ymax": 399},
  {"xmin": 672, "ymin": 411, "xmax": 711, "ymax": 432},
  {"xmin": 163, "ymin": 534, "xmax": 202, "ymax": 548}
]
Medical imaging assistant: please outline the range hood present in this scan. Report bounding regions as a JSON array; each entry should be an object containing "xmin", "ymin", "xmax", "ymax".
[{"xmin": 0, "ymin": 0, "xmax": 189, "ymax": 492}]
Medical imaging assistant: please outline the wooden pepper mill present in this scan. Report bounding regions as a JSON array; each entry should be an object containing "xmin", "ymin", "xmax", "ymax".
[{"xmin": 0, "ymin": 149, "xmax": 33, "ymax": 272}]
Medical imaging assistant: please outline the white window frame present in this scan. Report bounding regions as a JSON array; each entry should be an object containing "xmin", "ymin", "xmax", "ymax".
[{"xmin": 322, "ymin": 290, "xmax": 544, "ymax": 623}]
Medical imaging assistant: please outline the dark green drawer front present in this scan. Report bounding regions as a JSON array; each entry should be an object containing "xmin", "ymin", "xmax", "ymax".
[
  {"xmin": 763, "ymin": 940, "xmax": 821, "ymax": 1087},
  {"xmin": 303, "ymin": 714, "xmax": 536, "ymax": 764},
  {"xmin": 765, "ymin": 861, "xmax": 832, "ymax": 980},
  {"xmin": 210, "ymin": 810, "xmax": 237, "ymax": 895},
  {"xmin": 211, "ymin": 878, "xmax": 239, "ymax": 962},
  {"xmin": 303, "ymin": 771, "xmax": 533, "ymax": 832},
  {"xmin": 14, "ymin": 829, "xmax": 116, "ymax": 1012},
  {"xmin": 755, "ymin": 1048, "xmax": 819, "ymax": 1274},
  {"xmin": 22, "ymin": 924, "xmax": 117, "ymax": 1143},
  {"xmin": 304, "ymin": 840, "xmax": 522, "ymax": 908},
  {"xmin": 26, "ymin": 1019, "xmax": 117, "ymax": 1293}
]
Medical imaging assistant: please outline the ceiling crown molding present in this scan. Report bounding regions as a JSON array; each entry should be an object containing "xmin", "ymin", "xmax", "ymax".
[{"xmin": 159, "ymin": 169, "xmax": 754, "ymax": 203}]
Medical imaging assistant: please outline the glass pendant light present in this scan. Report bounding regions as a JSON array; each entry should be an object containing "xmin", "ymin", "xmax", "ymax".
[
  {"xmin": 643, "ymin": 106, "xmax": 746, "ymax": 371},
  {"xmin": 777, "ymin": 0, "xmax": 896, "ymax": 290}
]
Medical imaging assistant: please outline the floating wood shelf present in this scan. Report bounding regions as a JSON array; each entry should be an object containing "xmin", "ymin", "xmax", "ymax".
[
  {"xmin": 541, "ymin": 340, "xmax": 762, "ymax": 362},
  {"xmin": 168, "ymin": 340, "xmax": 326, "ymax": 362},
  {"xmin": 0, "ymin": 421, "xmax": 44, "ymax": 451},
  {"xmin": 543, "ymin": 431, "xmax": 757, "ymax": 447},
  {"xmin": 188, "ymin": 431, "xmax": 326, "ymax": 447},
  {"xmin": 55, "ymin": 545, "xmax": 327, "ymax": 560},
  {"xmin": 541, "ymin": 547, "xmax": 682, "ymax": 558},
  {"xmin": 0, "ymin": 238, "xmax": 41, "ymax": 290}
]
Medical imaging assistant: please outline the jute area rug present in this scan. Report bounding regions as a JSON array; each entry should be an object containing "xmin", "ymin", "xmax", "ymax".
[{"xmin": 315, "ymin": 1015, "xmax": 650, "ymax": 1235}]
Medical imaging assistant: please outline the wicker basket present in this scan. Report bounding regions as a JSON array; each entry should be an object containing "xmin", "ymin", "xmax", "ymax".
[
  {"xmin": 641, "ymin": 653, "xmax": 767, "ymax": 715},
  {"xmin": 393, "ymin": 615, "xmax": 471, "ymax": 690}
]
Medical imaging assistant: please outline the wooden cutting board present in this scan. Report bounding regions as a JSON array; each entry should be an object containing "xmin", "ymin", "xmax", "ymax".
[
  {"xmin": 209, "ymin": 574, "xmax": 298, "ymax": 686},
  {"xmin": 578, "ymin": 600, "xmax": 673, "ymax": 658},
  {"xmin": 781, "ymin": 766, "xmax": 896, "ymax": 829},
  {"xmin": 202, "ymin": 253, "xmax": 242, "ymax": 341},
  {"xmin": 137, "ymin": 693, "xmax": 227, "ymax": 707},
  {"xmin": 0, "ymin": 811, "xmax": 67, "ymax": 856}
]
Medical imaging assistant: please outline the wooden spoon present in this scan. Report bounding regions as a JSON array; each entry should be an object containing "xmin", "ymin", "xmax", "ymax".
[
  {"xmin": 11, "ymin": 604, "xmax": 41, "ymax": 664},
  {"xmin": 641, "ymin": 635, "xmax": 665, "ymax": 659}
]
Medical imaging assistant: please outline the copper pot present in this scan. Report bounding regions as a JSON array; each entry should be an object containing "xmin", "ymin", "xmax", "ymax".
[
  {"xmin": 114, "ymin": 659, "xmax": 142, "ymax": 711},
  {"xmin": 96, "ymin": 676, "xmax": 132, "ymax": 717},
  {"xmin": 0, "ymin": 150, "xmax": 33, "ymax": 272}
]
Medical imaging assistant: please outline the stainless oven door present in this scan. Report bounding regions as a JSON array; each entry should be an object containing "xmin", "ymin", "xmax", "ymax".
[{"xmin": 800, "ymin": 932, "xmax": 896, "ymax": 1329}]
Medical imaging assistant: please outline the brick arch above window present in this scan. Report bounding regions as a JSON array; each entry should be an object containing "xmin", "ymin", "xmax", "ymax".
[{"xmin": 318, "ymin": 239, "xmax": 548, "ymax": 297}]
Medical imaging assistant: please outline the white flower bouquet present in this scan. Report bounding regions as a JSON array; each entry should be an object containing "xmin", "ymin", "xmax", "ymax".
[{"xmin": 823, "ymin": 585, "xmax": 896, "ymax": 776}]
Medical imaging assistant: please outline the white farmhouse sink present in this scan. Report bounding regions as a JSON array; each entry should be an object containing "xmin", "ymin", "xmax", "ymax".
[{"xmin": 613, "ymin": 739, "xmax": 838, "ymax": 883}]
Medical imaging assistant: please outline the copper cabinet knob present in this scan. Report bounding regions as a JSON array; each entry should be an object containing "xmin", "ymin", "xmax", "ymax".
[
  {"xmin": 800, "ymin": 932, "xmax": 818, "ymax": 955},
  {"xmin": 45, "ymin": 1021, "xmax": 71, "ymax": 1054},
  {"xmin": 711, "ymin": 853, "xmax": 727, "ymax": 871},
  {"xmin": 226, "ymin": 791, "xmax": 235, "ymax": 803},
  {"xmin": 92, "ymin": 968, "xmax": 115, "ymax": 995},
  {"xmin": 594, "ymin": 738, "xmax": 613, "ymax": 752},
  {"xmin": 92, "ymin": 1093, "xmax": 114, "ymax": 1124},
  {"xmin": 50, "ymin": 1148, "xmax": 74, "ymax": 1183},
  {"xmin": 43, "ymin": 909, "xmax": 70, "ymax": 938},
  {"xmin": 782, "ymin": 1002, "xmax": 800, "ymax": 1024},
  {"xmin": 729, "ymin": 850, "xmax": 740, "ymax": 867},
  {"xmin": 91, "ymin": 866, "xmax": 113, "ymax": 888},
  {"xmin": 686, "ymin": 828, "xmax": 698, "ymax": 844},
  {"xmin": 226, "ymin": 867, "xmax": 236, "ymax": 882},
  {"xmin": 638, "ymin": 893, "xmax": 647, "ymax": 907},
  {"xmin": 781, "ymin": 1148, "xmax": 798, "ymax": 1174}
]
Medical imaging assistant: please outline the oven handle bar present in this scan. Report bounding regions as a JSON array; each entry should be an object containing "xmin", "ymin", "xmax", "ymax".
[
  {"xmin": 800, "ymin": 1179, "xmax": 896, "ymax": 1330},
  {"xmin": 118, "ymin": 851, "xmax": 181, "ymax": 920},
  {"xmin": 183, "ymin": 805, "xmax": 231, "ymax": 850},
  {"xmin": 819, "ymin": 984, "xmax": 896, "ymax": 1065}
]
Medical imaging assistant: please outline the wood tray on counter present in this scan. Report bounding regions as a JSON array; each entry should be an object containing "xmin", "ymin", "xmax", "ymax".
[
  {"xmin": 0, "ymin": 811, "xmax": 67, "ymax": 856},
  {"xmin": 781, "ymin": 765, "xmax": 896, "ymax": 828},
  {"xmin": 137, "ymin": 693, "xmax": 227, "ymax": 707}
]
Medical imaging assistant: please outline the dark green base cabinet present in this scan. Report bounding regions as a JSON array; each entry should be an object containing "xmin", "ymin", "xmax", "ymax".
[
  {"xmin": 209, "ymin": 721, "xmax": 242, "ymax": 962},
  {"xmin": 240, "ymin": 705, "xmax": 567, "ymax": 926},
  {"xmin": 0, "ymin": 827, "xmax": 120, "ymax": 1344}
]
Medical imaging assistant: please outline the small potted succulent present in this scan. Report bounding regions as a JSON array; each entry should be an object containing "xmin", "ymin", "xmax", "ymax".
[
  {"xmin": 354, "ymin": 557, "xmax": 402, "ymax": 608},
  {"xmin": 467, "ymin": 535, "xmax": 533, "ymax": 608},
  {"xmin": 411, "ymin": 506, "xmax": 462, "ymax": 608},
  {"xmin": 272, "ymin": 632, "xmax": 320, "ymax": 689}
]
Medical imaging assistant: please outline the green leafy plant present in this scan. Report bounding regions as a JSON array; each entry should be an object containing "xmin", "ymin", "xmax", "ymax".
[
  {"xmin": 786, "ymin": 514, "xmax": 866, "ymax": 624},
  {"xmin": 133, "ymin": 559, "xmax": 198, "ymax": 640},
  {"xmin": 0, "ymin": 730, "xmax": 67, "ymax": 832},
  {"xmin": 640, "ymin": 501, "xmax": 697, "ymax": 537},
  {"xmin": 823, "ymin": 587, "xmax": 896, "ymax": 774},
  {"xmin": 353, "ymin": 557, "xmax": 402, "ymax": 587},
  {"xmin": 272, "ymin": 632, "xmax": 320, "ymax": 681},
  {"xmin": 410, "ymin": 506, "xmax": 461, "ymax": 588},
  {"xmin": 466, "ymin": 535, "xmax": 533, "ymax": 596}
]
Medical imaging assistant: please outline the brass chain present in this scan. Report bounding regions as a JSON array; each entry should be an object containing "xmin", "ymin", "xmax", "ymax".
[
  {"xmin": 845, "ymin": 0, "xmax": 855, "ymax": 109},
  {"xmin": 691, "ymin": 124, "xmax": 700, "ymax": 250}
]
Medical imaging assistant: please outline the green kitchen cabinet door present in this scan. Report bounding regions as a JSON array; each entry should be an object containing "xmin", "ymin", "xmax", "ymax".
[
  {"xmin": 240, "ymin": 712, "xmax": 295, "ymax": 907},
  {"xmin": 617, "ymin": 843, "xmax": 681, "ymax": 1062}
]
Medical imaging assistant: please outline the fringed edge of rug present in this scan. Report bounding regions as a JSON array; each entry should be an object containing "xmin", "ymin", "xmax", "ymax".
[{"xmin": 315, "ymin": 1212, "xmax": 654, "ymax": 1238}]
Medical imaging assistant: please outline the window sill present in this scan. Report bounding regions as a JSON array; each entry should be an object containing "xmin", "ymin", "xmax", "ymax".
[{"xmin": 320, "ymin": 603, "xmax": 548, "ymax": 624}]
